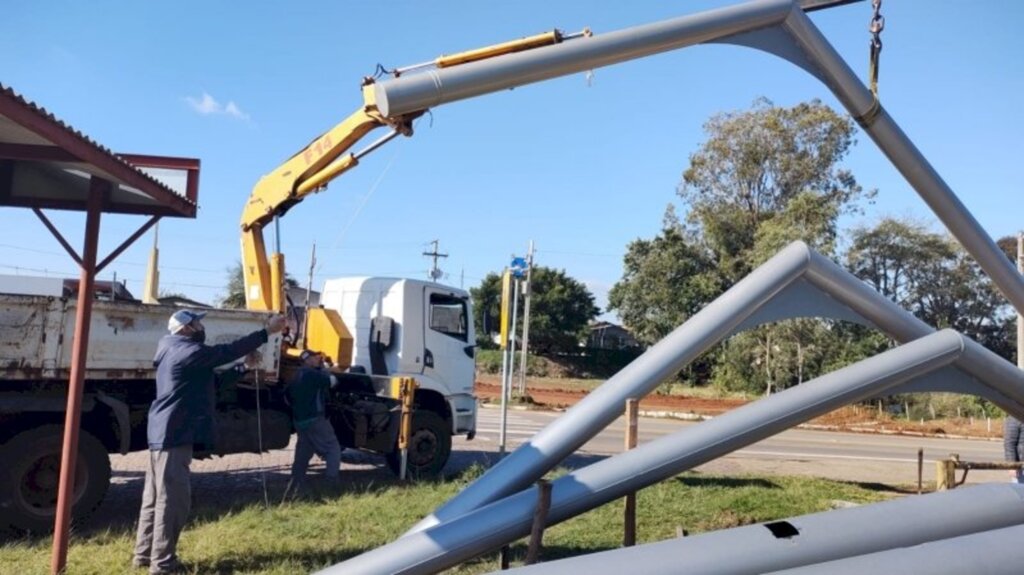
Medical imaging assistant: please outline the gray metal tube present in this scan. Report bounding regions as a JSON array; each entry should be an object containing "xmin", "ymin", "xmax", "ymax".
[
  {"xmin": 381, "ymin": 0, "xmax": 1023, "ymax": 534},
  {"xmin": 409, "ymin": 241, "xmax": 939, "ymax": 535},
  {"xmin": 408, "ymin": 241, "xmax": 812, "ymax": 533},
  {"xmin": 321, "ymin": 331, "xmax": 969, "ymax": 575},
  {"xmin": 780, "ymin": 6, "xmax": 1024, "ymax": 316},
  {"xmin": 374, "ymin": 0, "xmax": 793, "ymax": 117},
  {"xmin": 767, "ymin": 524, "xmax": 1024, "ymax": 575},
  {"xmin": 501, "ymin": 484, "xmax": 1024, "ymax": 575},
  {"xmin": 375, "ymin": 0, "xmax": 1024, "ymax": 315}
]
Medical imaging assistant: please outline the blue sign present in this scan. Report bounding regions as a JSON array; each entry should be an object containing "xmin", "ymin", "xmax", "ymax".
[{"xmin": 510, "ymin": 256, "xmax": 528, "ymax": 278}]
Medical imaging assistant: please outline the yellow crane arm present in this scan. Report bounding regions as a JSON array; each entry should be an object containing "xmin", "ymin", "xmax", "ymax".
[
  {"xmin": 238, "ymin": 28, "xmax": 585, "ymax": 364},
  {"xmin": 240, "ymin": 83, "xmax": 418, "ymax": 313}
]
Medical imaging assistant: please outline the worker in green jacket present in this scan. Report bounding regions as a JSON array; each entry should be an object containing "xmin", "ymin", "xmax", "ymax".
[{"xmin": 284, "ymin": 349, "xmax": 342, "ymax": 498}]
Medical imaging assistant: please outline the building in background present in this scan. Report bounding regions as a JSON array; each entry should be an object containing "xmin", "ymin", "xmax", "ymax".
[{"xmin": 587, "ymin": 321, "xmax": 640, "ymax": 350}]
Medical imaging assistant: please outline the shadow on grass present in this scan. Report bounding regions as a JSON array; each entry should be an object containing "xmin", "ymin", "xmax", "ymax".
[
  {"xmin": 0, "ymin": 447, "xmax": 609, "ymax": 545},
  {"xmin": 837, "ymin": 479, "xmax": 915, "ymax": 495},
  {"xmin": 672, "ymin": 474, "xmax": 781, "ymax": 490},
  {"xmin": 194, "ymin": 548, "xmax": 365, "ymax": 574}
]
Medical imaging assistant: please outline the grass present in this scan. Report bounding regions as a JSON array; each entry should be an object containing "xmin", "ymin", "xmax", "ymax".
[{"xmin": 1, "ymin": 466, "xmax": 895, "ymax": 574}]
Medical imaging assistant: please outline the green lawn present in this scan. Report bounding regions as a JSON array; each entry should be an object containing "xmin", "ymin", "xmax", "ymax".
[{"xmin": 1, "ymin": 466, "xmax": 896, "ymax": 575}]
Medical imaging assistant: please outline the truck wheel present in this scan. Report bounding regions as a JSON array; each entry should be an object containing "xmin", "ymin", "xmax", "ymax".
[
  {"xmin": 386, "ymin": 411, "xmax": 452, "ymax": 480},
  {"xmin": 0, "ymin": 425, "xmax": 111, "ymax": 533}
]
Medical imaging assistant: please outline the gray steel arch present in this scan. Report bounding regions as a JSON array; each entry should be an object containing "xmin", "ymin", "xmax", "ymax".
[
  {"xmin": 374, "ymin": 0, "xmax": 1024, "ymax": 316},
  {"xmin": 321, "ymin": 330, "xmax": 1024, "ymax": 574},
  {"xmin": 323, "ymin": 327, "xmax": 1024, "ymax": 572},
  {"xmin": 405, "ymin": 241, "xmax": 1018, "ymax": 537}
]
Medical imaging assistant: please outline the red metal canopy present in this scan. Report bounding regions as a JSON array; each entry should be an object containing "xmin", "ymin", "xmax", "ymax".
[
  {"xmin": 0, "ymin": 83, "xmax": 198, "ymax": 217},
  {"xmin": 0, "ymin": 81, "xmax": 200, "ymax": 574}
]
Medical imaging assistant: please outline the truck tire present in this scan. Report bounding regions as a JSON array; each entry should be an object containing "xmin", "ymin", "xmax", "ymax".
[
  {"xmin": 0, "ymin": 425, "xmax": 111, "ymax": 533},
  {"xmin": 386, "ymin": 411, "xmax": 452, "ymax": 480}
]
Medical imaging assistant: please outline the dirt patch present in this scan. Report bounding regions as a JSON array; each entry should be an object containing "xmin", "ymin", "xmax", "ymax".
[
  {"xmin": 474, "ymin": 381, "xmax": 1004, "ymax": 440},
  {"xmin": 475, "ymin": 382, "xmax": 745, "ymax": 415}
]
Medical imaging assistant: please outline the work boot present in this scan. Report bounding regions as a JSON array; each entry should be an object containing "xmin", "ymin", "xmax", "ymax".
[
  {"xmin": 149, "ymin": 557, "xmax": 188, "ymax": 574},
  {"xmin": 132, "ymin": 556, "xmax": 150, "ymax": 569}
]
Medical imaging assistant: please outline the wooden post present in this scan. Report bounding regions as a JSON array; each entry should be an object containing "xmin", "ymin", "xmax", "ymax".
[
  {"xmin": 623, "ymin": 398, "xmax": 639, "ymax": 547},
  {"xmin": 917, "ymin": 448, "xmax": 924, "ymax": 494},
  {"xmin": 525, "ymin": 480, "xmax": 552, "ymax": 565},
  {"xmin": 936, "ymin": 454, "xmax": 958, "ymax": 490},
  {"xmin": 500, "ymin": 546, "xmax": 510, "ymax": 570}
]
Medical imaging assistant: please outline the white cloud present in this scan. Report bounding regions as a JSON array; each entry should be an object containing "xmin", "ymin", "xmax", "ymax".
[
  {"xmin": 185, "ymin": 91, "xmax": 250, "ymax": 121},
  {"xmin": 223, "ymin": 101, "xmax": 249, "ymax": 120}
]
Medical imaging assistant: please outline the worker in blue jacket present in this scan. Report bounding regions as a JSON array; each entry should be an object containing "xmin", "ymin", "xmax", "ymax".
[
  {"xmin": 283, "ymin": 349, "xmax": 343, "ymax": 500},
  {"xmin": 133, "ymin": 309, "xmax": 285, "ymax": 574}
]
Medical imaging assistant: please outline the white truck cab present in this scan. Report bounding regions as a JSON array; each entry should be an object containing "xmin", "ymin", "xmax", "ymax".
[{"xmin": 319, "ymin": 277, "xmax": 478, "ymax": 439}]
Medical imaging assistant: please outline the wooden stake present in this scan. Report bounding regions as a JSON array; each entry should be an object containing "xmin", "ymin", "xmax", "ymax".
[
  {"xmin": 917, "ymin": 448, "xmax": 924, "ymax": 494},
  {"xmin": 525, "ymin": 480, "xmax": 552, "ymax": 565},
  {"xmin": 624, "ymin": 398, "xmax": 639, "ymax": 547}
]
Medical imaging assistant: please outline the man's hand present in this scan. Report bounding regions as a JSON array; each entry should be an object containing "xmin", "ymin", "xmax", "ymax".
[{"xmin": 266, "ymin": 314, "xmax": 287, "ymax": 334}]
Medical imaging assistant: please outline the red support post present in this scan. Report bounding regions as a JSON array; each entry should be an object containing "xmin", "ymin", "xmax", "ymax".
[{"xmin": 50, "ymin": 180, "xmax": 105, "ymax": 575}]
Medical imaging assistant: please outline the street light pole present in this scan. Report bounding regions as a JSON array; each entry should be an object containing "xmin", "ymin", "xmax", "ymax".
[{"xmin": 517, "ymin": 241, "xmax": 534, "ymax": 395}]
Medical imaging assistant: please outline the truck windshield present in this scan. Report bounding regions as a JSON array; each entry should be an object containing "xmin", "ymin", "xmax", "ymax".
[{"xmin": 429, "ymin": 294, "xmax": 468, "ymax": 341}]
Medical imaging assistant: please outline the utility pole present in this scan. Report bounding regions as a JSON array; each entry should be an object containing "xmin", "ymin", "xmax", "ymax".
[
  {"xmin": 423, "ymin": 239, "xmax": 448, "ymax": 282},
  {"xmin": 301, "ymin": 242, "xmax": 317, "ymax": 349},
  {"xmin": 517, "ymin": 241, "xmax": 535, "ymax": 395}
]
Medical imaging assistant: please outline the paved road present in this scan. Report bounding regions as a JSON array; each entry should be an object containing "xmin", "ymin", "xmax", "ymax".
[
  {"xmin": 90, "ymin": 404, "xmax": 1008, "ymax": 533},
  {"xmin": 469, "ymin": 405, "xmax": 1010, "ymax": 486}
]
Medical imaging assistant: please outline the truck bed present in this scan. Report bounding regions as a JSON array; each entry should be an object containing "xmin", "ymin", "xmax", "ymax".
[{"xmin": 0, "ymin": 294, "xmax": 280, "ymax": 382}]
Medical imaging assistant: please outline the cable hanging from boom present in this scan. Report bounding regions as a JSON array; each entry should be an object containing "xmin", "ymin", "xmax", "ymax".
[{"xmin": 868, "ymin": 0, "xmax": 884, "ymax": 98}]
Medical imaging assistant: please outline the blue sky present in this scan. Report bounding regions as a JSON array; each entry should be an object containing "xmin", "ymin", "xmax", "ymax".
[{"xmin": 1, "ymin": 1, "xmax": 1021, "ymax": 319}]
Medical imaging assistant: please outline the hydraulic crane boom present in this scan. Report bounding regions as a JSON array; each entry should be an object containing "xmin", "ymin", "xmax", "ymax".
[
  {"xmin": 239, "ymin": 84, "xmax": 416, "ymax": 313},
  {"xmin": 234, "ymin": 28, "xmax": 585, "ymax": 317},
  {"xmin": 238, "ymin": 28, "xmax": 588, "ymax": 363}
]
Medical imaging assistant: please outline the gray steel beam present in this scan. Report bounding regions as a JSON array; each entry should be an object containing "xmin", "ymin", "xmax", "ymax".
[
  {"xmin": 374, "ymin": 0, "xmax": 793, "ymax": 118},
  {"xmin": 322, "ymin": 330, "xmax": 1024, "ymax": 574},
  {"xmin": 374, "ymin": 0, "xmax": 1024, "ymax": 316},
  {"xmin": 407, "ymin": 241, "xmax": 1024, "ymax": 536},
  {"xmin": 500, "ymin": 485, "xmax": 1024, "ymax": 575},
  {"xmin": 778, "ymin": 6, "xmax": 1024, "ymax": 317},
  {"xmin": 767, "ymin": 525, "xmax": 1024, "ymax": 575}
]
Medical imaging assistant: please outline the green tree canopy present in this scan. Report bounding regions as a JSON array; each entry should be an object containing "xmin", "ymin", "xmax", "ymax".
[
  {"xmin": 220, "ymin": 261, "xmax": 299, "ymax": 309},
  {"xmin": 471, "ymin": 266, "xmax": 600, "ymax": 354},
  {"xmin": 679, "ymin": 97, "xmax": 871, "ymax": 282},
  {"xmin": 607, "ymin": 210, "xmax": 720, "ymax": 346},
  {"xmin": 847, "ymin": 218, "xmax": 1015, "ymax": 360}
]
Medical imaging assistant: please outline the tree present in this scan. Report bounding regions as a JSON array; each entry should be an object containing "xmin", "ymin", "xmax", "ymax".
[
  {"xmin": 847, "ymin": 218, "xmax": 1015, "ymax": 360},
  {"xmin": 607, "ymin": 209, "xmax": 720, "ymax": 347},
  {"xmin": 219, "ymin": 261, "xmax": 299, "ymax": 309},
  {"xmin": 679, "ymin": 97, "xmax": 871, "ymax": 282},
  {"xmin": 220, "ymin": 262, "xmax": 248, "ymax": 309},
  {"xmin": 470, "ymin": 273, "xmax": 502, "ymax": 349},
  {"xmin": 640, "ymin": 98, "xmax": 872, "ymax": 392},
  {"xmin": 471, "ymin": 266, "xmax": 600, "ymax": 355}
]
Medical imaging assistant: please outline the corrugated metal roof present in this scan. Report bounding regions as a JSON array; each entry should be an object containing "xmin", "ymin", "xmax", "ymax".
[{"xmin": 0, "ymin": 82, "xmax": 198, "ymax": 217}]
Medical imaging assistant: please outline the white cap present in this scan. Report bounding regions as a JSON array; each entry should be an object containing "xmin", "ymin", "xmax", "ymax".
[{"xmin": 168, "ymin": 309, "xmax": 207, "ymax": 334}]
